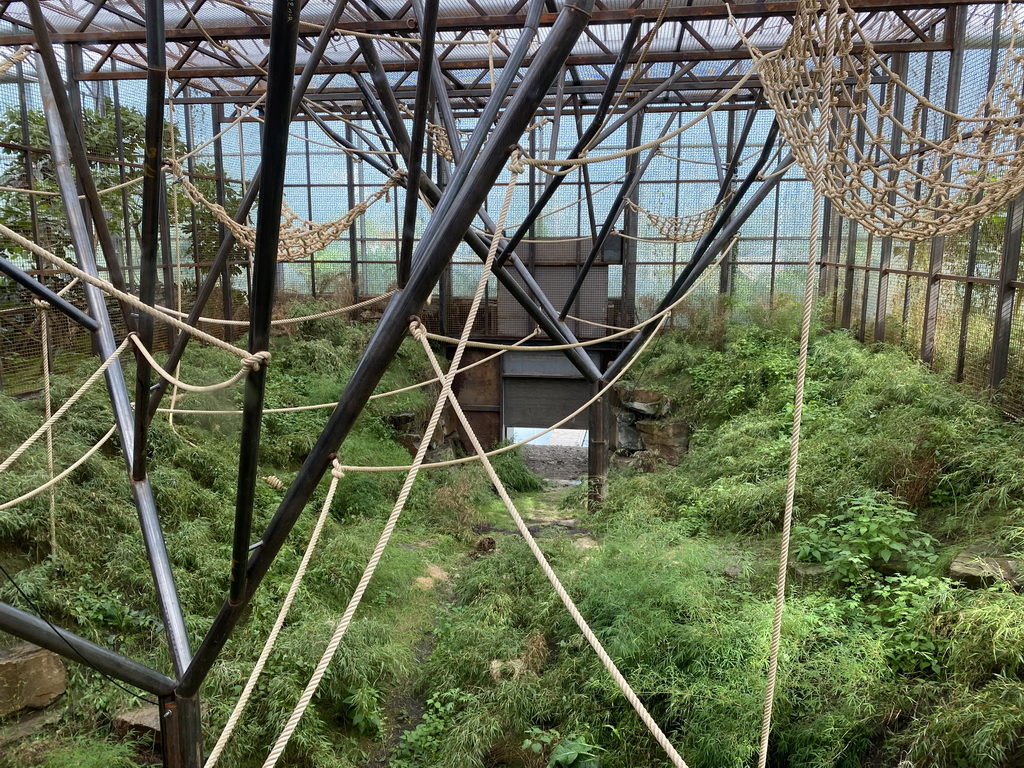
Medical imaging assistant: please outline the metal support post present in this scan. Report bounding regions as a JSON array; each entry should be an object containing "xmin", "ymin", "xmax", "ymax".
[
  {"xmin": 921, "ymin": 6, "xmax": 966, "ymax": 364},
  {"xmin": 587, "ymin": 379, "xmax": 609, "ymax": 509},
  {"xmin": 133, "ymin": 0, "xmax": 167, "ymax": 478},
  {"xmin": 399, "ymin": 0, "xmax": 439, "ymax": 288},
  {"xmin": 38, "ymin": 53, "xmax": 193, "ymax": 683},
  {"xmin": 229, "ymin": 0, "xmax": 301, "ymax": 606},
  {"xmin": 147, "ymin": 0, "xmax": 355, "ymax": 417},
  {"xmin": 990, "ymin": 191, "xmax": 1024, "ymax": 388}
]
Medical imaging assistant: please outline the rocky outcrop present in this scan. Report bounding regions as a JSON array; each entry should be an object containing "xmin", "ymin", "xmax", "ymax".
[
  {"xmin": 950, "ymin": 547, "xmax": 1023, "ymax": 590},
  {"xmin": 611, "ymin": 384, "xmax": 690, "ymax": 467},
  {"xmin": 0, "ymin": 645, "xmax": 66, "ymax": 718},
  {"xmin": 114, "ymin": 705, "xmax": 162, "ymax": 741}
]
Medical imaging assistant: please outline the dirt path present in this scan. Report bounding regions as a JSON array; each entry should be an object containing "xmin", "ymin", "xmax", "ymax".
[{"xmin": 520, "ymin": 444, "xmax": 587, "ymax": 481}]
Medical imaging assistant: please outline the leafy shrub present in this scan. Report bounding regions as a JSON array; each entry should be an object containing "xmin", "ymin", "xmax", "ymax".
[{"xmin": 795, "ymin": 492, "xmax": 939, "ymax": 585}]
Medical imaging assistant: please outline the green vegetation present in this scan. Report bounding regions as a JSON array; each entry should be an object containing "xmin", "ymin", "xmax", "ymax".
[{"xmin": 4, "ymin": 307, "xmax": 1024, "ymax": 767}]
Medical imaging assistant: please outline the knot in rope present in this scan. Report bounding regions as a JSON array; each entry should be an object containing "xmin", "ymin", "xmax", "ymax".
[
  {"xmin": 243, "ymin": 350, "xmax": 272, "ymax": 372},
  {"xmin": 31, "ymin": 298, "xmax": 50, "ymax": 310},
  {"xmin": 509, "ymin": 150, "xmax": 525, "ymax": 175},
  {"xmin": 331, "ymin": 459, "xmax": 345, "ymax": 480},
  {"xmin": 408, "ymin": 318, "xmax": 428, "ymax": 343},
  {"xmin": 263, "ymin": 475, "xmax": 284, "ymax": 490}
]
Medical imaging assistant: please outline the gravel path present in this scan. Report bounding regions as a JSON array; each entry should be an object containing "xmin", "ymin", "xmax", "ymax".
[{"xmin": 521, "ymin": 444, "xmax": 588, "ymax": 481}]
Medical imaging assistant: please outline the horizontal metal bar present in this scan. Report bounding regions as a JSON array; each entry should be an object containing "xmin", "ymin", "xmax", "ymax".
[
  {"xmin": 0, "ymin": 0, "xmax": 978, "ymax": 47},
  {"xmin": 0, "ymin": 256, "xmax": 99, "ymax": 331},
  {"xmin": 0, "ymin": 602, "xmax": 175, "ymax": 696}
]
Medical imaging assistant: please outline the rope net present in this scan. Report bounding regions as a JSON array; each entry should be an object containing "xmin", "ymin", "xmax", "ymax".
[
  {"xmin": 748, "ymin": 0, "xmax": 1024, "ymax": 242},
  {"xmin": 627, "ymin": 198, "xmax": 722, "ymax": 243},
  {"xmin": 166, "ymin": 158, "xmax": 404, "ymax": 262}
]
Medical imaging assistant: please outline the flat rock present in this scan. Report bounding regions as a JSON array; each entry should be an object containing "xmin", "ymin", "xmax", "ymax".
[
  {"xmin": 615, "ymin": 386, "xmax": 671, "ymax": 417},
  {"xmin": 950, "ymin": 549, "xmax": 1023, "ymax": 589},
  {"xmin": 634, "ymin": 420, "xmax": 690, "ymax": 465},
  {"xmin": 790, "ymin": 562, "xmax": 828, "ymax": 578},
  {"xmin": 114, "ymin": 705, "xmax": 161, "ymax": 741},
  {"xmin": 0, "ymin": 645, "xmax": 66, "ymax": 719}
]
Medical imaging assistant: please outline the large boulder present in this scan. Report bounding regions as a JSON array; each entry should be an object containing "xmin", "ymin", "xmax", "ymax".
[
  {"xmin": 635, "ymin": 420, "xmax": 690, "ymax": 465},
  {"xmin": 0, "ymin": 645, "xmax": 66, "ymax": 718},
  {"xmin": 614, "ymin": 385, "xmax": 671, "ymax": 417},
  {"xmin": 114, "ymin": 705, "xmax": 162, "ymax": 741},
  {"xmin": 614, "ymin": 409, "xmax": 644, "ymax": 452},
  {"xmin": 950, "ymin": 547, "xmax": 1023, "ymax": 590}
]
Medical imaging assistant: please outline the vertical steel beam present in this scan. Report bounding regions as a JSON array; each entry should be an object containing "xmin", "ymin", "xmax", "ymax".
[
  {"xmin": 178, "ymin": 0, "xmax": 594, "ymax": 698},
  {"xmin": 24, "ymin": 0, "xmax": 134, "ymax": 330},
  {"xmin": 587, "ymin": 379, "xmax": 609, "ymax": 509},
  {"xmin": 874, "ymin": 53, "xmax": 909, "ymax": 343},
  {"xmin": 133, "ymin": 0, "xmax": 167, "ymax": 478},
  {"xmin": 990, "ymin": 192, "xmax": 1024, "ymax": 388},
  {"xmin": 399, "ymin": 0, "xmax": 439, "ymax": 288},
  {"xmin": 956, "ymin": 7, "xmax": 1002, "ymax": 379},
  {"xmin": 211, "ymin": 104, "xmax": 234, "ymax": 343},
  {"xmin": 229, "ymin": 0, "xmax": 301, "ymax": 606},
  {"xmin": 345, "ymin": 122, "xmax": 360, "ymax": 303},
  {"xmin": 921, "ymin": 6, "xmax": 966, "ymax": 365},
  {"xmin": 38, "ymin": 52, "xmax": 193, "ymax": 682},
  {"xmin": 147, "ymin": 0, "xmax": 354, "ymax": 417}
]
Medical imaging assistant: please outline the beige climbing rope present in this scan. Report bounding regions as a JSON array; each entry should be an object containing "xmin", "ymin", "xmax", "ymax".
[
  {"xmin": 259, "ymin": 154, "xmax": 523, "ymax": 768},
  {"xmin": 410, "ymin": 318, "xmax": 689, "ymax": 768},
  {"xmin": 0, "ymin": 46, "xmax": 31, "ymax": 78},
  {"xmin": 755, "ymin": 2, "xmax": 836, "ymax": 764},
  {"xmin": 204, "ymin": 463, "xmax": 343, "ymax": 768},
  {"xmin": 0, "ymin": 337, "xmax": 130, "ymax": 475},
  {"xmin": 0, "ymin": 425, "xmax": 116, "ymax": 512}
]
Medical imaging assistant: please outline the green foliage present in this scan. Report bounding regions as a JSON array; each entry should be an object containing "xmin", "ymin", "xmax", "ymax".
[
  {"xmin": 795, "ymin": 492, "xmax": 939, "ymax": 585},
  {"xmin": 491, "ymin": 442, "xmax": 545, "ymax": 493}
]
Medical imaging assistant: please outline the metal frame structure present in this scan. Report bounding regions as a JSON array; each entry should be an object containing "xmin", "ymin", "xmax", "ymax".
[{"xmin": 0, "ymin": 0, "xmax": 1020, "ymax": 765}]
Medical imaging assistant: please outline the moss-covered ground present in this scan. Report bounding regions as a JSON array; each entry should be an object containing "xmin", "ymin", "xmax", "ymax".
[{"xmin": 3, "ymin": 301, "xmax": 1024, "ymax": 767}]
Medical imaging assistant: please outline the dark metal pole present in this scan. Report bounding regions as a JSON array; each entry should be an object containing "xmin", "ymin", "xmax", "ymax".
[
  {"xmin": 560, "ymin": 112, "xmax": 676, "ymax": 320},
  {"xmin": 24, "ymin": 0, "xmax": 135, "ymax": 331},
  {"xmin": 0, "ymin": 257, "xmax": 98, "ymax": 331},
  {"xmin": 605, "ymin": 143, "xmax": 790, "ymax": 382},
  {"xmin": 495, "ymin": 16, "xmax": 643, "ymax": 268},
  {"xmin": 922, "ymin": 5, "xmax": 966, "ymax": 365},
  {"xmin": 212, "ymin": 104, "xmax": 234, "ymax": 344},
  {"xmin": 147, "ymin": 0, "xmax": 353, "ymax": 418},
  {"xmin": 38, "ymin": 55, "xmax": 193, "ymax": 682},
  {"xmin": 399, "ymin": 0, "xmax": 439, "ymax": 288},
  {"xmin": 356, "ymin": 42, "xmax": 413, "ymax": 157},
  {"xmin": 160, "ymin": 175, "xmax": 178, "ymax": 347},
  {"xmin": 587, "ymin": 379, "xmax": 609, "ymax": 509},
  {"xmin": 412, "ymin": 0, "xmax": 463, "ymax": 164},
  {"xmin": 133, "ymin": 0, "xmax": 166, "ymax": 479},
  {"xmin": 0, "ymin": 602, "xmax": 174, "ymax": 696},
  {"xmin": 990, "ymin": 191, "xmax": 1023, "ymax": 388},
  {"xmin": 178, "ymin": 0, "xmax": 594, "ymax": 698},
  {"xmin": 345, "ymin": 122, "xmax": 360, "ymax": 302},
  {"xmin": 230, "ymin": 0, "xmax": 301, "ymax": 606}
]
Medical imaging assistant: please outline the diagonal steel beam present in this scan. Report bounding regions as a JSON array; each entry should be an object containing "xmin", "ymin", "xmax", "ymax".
[{"xmin": 178, "ymin": 0, "xmax": 595, "ymax": 698}]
